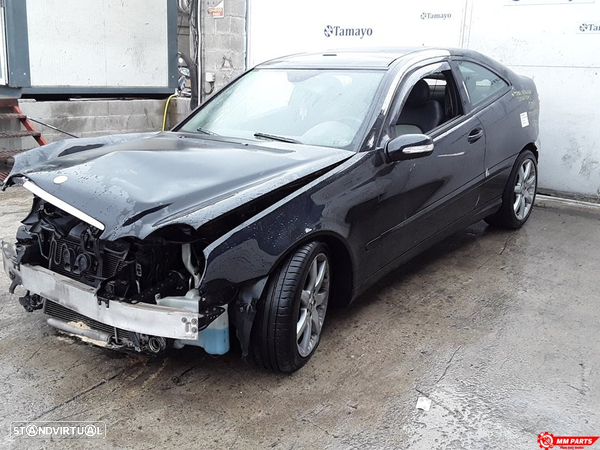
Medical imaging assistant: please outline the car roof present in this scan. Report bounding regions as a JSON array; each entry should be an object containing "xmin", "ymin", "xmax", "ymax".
[
  {"xmin": 255, "ymin": 47, "xmax": 506, "ymax": 72},
  {"xmin": 257, "ymin": 47, "xmax": 448, "ymax": 69}
]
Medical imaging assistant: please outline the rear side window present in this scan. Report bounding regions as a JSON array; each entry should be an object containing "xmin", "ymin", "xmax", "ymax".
[{"xmin": 457, "ymin": 61, "xmax": 509, "ymax": 106}]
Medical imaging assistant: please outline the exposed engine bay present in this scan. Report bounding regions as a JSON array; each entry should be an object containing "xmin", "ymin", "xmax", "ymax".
[
  {"xmin": 20, "ymin": 198, "xmax": 188, "ymax": 296},
  {"xmin": 0, "ymin": 132, "xmax": 349, "ymax": 360},
  {"xmin": 9, "ymin": 196, "xmax": 232, "ymax": 355}
]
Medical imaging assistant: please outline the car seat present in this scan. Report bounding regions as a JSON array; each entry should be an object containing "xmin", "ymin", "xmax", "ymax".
[{"xmin": 394, "ymin": 79, "xmax": 444, "ymax": 136}]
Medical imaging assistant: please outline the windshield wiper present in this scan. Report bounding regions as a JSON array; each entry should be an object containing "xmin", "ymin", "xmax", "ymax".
[
  {"xmin": 196, "ymin": 127, "xmax": 218, "ymax": 136},
  {"xmin": 254, "ymin": 132, "xmax": 301, "ymax": 144}
]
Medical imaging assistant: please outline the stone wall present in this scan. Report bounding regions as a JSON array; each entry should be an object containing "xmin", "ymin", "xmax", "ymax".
[{"xmin": 201, "ymin": 0, "xmax": 247, "ymax": 100}]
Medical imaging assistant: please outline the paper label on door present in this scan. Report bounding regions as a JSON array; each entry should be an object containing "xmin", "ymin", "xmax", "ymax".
[{"xmin": 520, "ymin": 112, "xmax": 529, "ymax": 128}]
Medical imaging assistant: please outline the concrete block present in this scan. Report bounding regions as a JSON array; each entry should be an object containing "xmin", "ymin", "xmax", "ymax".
[
  {"xmin": 128, "ymin": 114, "xmax": 163, "ymax": 131},
  {"xmin": 44, "ymin": 133, "xmax": 65, "ymax": 144},
  {"xmin": 215, "ymin": 16, "xmax": 231, "ymax": 34},
  {"xmin": 168, "ymin": 98, "xmax": 192, "ymax": 128},
  {"xmin": 204, "ymin": 51, "xmax": 221, "ymax": 72},
  {"xmin": 100, "ymin": 115, "xmax": 134, "ymax": 132},
  {"xmin": 18, "ymin": 100, "xmax": 53, "ymax": 120},
  {"xmin": 229, "ymin": 33, "xmax": 245, "ymax": 54},
  {"xmin": 48, "ymin": 116, "xmax": 93, "ymax": 136},
  {"xmin": 219, "ymin": 53, "xmax": 236, "ymax": 70},
  {"xmin": 45, "ymin": 114, "xmax": 156, "ymax": 138},
  {"xmin": 107, "ymin": 99, "xmax": 165, "ymax": 117},
  {"xmin": 19, "ymin": 135, "xmax": 40, "ymax": 150},
  {"xmin": 207, "ymin": 34, "xmax": 232, "ymax": 52},
  {"xmin": 79, "ymin": 131, "xmax": 112, "ymax": 139},
  {"xmin": 93, "ymin": 117, "xmax": 128, "ymax": 133},
  {"xmin": 204, "ymin": 15, "xmax": 217, "ymax": 35},
  {"xmin": 231, "ymin": 52, "xmax": 246, "ymax": 70},
  {"xmin": 217, "ymin": 70, "xmax": 236, "ymax": 89},
  {"xmin": 172, "ymin": 98, "xmax": 191, "ymax": 115},
  {"xmin": 230, "ymin": 16, "xmax": 245, "ymax": 36},
  {"xmin": 226, "ymin": 0, "xmax": 246, "ymax": 18},
  {"xmin": 52, "ymin": 100, "xmax": 110, "ymax": 118},
  {"xmin": 10, "ymin": 99, "xmax": 167, "ymax": 147}
]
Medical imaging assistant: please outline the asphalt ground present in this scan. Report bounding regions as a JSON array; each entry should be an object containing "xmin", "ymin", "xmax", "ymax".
[{"xmin": 1, "ymin": 187, "xmax": 598, "ymax": 449}]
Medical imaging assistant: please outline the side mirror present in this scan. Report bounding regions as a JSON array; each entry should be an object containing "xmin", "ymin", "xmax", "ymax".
[{"xmin": 385, "ymin": 134, "xmax": 434, "ymax": 162}]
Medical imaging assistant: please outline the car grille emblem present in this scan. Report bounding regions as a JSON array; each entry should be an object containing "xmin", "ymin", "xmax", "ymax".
[{"xmin": 53, "ymin": 175, "xmax": 68, "ymax": 184}]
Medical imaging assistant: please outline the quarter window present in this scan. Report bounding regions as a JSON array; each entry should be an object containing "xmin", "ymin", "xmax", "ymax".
[{"xmin": 457, "ymin": 61, "xmax": 508, "ymax": 106}]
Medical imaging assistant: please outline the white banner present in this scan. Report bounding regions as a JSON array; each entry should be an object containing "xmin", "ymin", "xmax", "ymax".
[{"xmin": 247, "ymin": 0, "xmax": 467, "ymax": 67}]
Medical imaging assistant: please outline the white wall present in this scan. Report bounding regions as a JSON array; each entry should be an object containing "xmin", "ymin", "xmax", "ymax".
[
  {"xmin": 466, "ymin": 0, "xmax": 600, "ymax": 198},
  {"xmin": 248, "ymin": 0, "xmax": 468, "ymax": 67},
  {"xmin": 247, "ymin": 0, "xmax": 600, "ymax": 198},
  {"xmin": 26, "ymin": 0, "xmax": 170, "ymax": 88}
]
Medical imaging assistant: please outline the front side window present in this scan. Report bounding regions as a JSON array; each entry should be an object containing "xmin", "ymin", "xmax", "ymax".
[
  {"xmin": 457, "ymin": 61, "xmax": 509, "ymax": 106},
  {"xmin": 179, "ymin": 69, "xmax": 385, "ymax": 150},
  {"xmin": 392, "ymin": 69, "xmax": 463, "ymax": 138}
]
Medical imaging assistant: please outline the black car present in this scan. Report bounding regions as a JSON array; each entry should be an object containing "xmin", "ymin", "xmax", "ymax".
[{"xmin": 1, "ymin": 47, "xmax": 539, "ymax": 372}]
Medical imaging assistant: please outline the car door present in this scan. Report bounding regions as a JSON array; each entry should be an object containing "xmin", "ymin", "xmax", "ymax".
[
  {"xmin": 372, "ymin": 60, "xmax": 487, "ymax": 268},
  {"xmin": 452, "ymin": 59, "xmax": 514, "ymax": 206}
]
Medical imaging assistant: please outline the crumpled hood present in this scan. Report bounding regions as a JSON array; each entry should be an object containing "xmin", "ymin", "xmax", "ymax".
[{"xmin": 6, "ymin": 132, "xmax": 352, "ymax": 240}]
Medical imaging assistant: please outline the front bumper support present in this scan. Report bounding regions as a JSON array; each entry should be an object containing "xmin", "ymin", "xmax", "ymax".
[
  {"xmin": 2, "ymin": 240, "xmax": 21, "ymax": 293},
  {"xmin": 2, "ymin": 240, "xmax": 200, "ymax": 341}
]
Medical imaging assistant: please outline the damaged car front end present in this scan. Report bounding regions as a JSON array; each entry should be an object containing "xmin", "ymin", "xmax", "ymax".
[
  {"xmin": 1, "ymin": 129, "xmax": 353, "ymax": 358},
  {"xmin": 1, "ymin": 192, "xmax": 228, "ymax": 355}
]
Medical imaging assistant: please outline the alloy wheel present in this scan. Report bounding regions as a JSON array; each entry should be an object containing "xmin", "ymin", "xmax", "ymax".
[
  {"xmin": 513, "ymin": 158, "xmax": 536, "ymax": 220},
  {"xmin": 297, "ymin": 253, "xmax": 330, "ymax": 357}
]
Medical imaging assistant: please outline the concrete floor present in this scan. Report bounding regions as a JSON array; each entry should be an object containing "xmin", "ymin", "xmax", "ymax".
[{"xmin": 0, "ymin": 187, "xmax": 598, "ymax": 450}]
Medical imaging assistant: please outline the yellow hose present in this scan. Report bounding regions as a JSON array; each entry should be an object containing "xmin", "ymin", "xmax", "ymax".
[{"xmin": 162, "ymin": 94, "xmax": 178, "ymax": 131}]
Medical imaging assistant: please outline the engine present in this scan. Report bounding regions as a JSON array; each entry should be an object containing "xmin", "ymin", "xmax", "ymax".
[
  {"xmin": 9, "ymin": 197, "xmax": 235, "ymax": 355},
  {"xmin": 16, "ymin": 198, "xmax": 192, "ymax": 305}
]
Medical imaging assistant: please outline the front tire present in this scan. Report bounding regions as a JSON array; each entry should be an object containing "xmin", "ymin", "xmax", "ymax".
[
  {"xmin": 251, "ymin": 241, "xmax": 331, "ymax": 373},
  {"xmin": 485, "ymin": 150, "xmax": 537, "ymax": 229}
]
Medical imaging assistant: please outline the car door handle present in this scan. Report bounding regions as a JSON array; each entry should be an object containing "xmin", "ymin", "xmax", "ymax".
[{"xmin": 468, "ymin": 128, "xmax": 484, "ymax": 144}]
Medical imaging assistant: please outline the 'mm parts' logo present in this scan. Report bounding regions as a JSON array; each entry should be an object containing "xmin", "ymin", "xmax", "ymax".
[
  {"xmin": 421, "ymin": 12, "xmax": 452, "ymax": 20},
  {"xmin": 537, "ymin": 432, "xmax": 599, "ymax": 449},
  {"xmin": 324, "ymin": 25, "xmax": 373, "ymax": 39}
]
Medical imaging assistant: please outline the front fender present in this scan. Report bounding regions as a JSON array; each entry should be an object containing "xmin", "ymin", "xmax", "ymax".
[
  {"xmin": 198, "ymin": 154, "xmax": 369, "ymax": 294},
  {"xmin": 201, "ymin": 202, "xmax": 354, "ymax": 292}
]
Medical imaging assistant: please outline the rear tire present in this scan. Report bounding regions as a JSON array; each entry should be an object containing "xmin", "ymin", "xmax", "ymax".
[
  {"xmin": 251, "ymin": 241, "xmax": 330, "ymax": 373},
  {"xmin": 485, "ymin": 150, "xmax": 537, "ymax": 229}
]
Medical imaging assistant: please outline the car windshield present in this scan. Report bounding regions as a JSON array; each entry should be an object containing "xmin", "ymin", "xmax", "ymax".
[{"xmin": 179, "ymin": 69, "xmax": 385, "ymax": 150}]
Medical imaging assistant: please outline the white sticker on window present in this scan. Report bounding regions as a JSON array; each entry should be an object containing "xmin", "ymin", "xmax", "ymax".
[{"xmin": 520, "ymin": 112, "xmax": 529, "ymax": 128}]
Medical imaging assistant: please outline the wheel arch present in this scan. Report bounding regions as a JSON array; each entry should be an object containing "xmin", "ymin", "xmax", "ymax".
[
  {"xmin": 271, "ymin": 231, "xmax": 355, "ymax": 309},
  {"xmin": 315, "ymin": 234, "xmax": 354, "ymax": 308},
  {"xmin": 522, "ymin": 142, "xmax": 539, "ymax": 161},
  {"xmin": 232, "ymin": 231, "xmax": 354, "ymax": 362}
]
